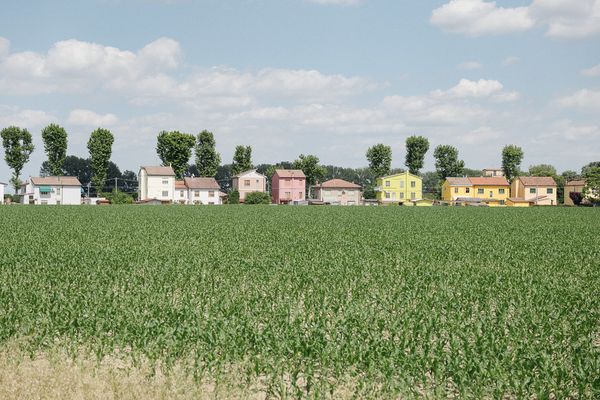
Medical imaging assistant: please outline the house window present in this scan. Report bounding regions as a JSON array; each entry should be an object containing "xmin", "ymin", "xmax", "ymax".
[
  {"xmin": 454, "ymin": 187, "xmax": 458, "ymax": 193},
  {"xmin": 385, "ymin": 181, "xmax": 390, "ymax": 187},
  {"xmin": 400, "ymin": 181, "xmax": 404, "ymax": 188},
  {"xmin": 162, "ymin": 179, "xmax": 169, "ymax": 185},
  {"xmin": 499, "ymin": 188, "xmax": 505, "ymax": 194},
  {"xmin": 392, "ymin": 192, "xmax": 396, "ymax": 199},
  {"xmin": 547, "ymin": 188, "xmax": 553, "ymax": 194},
  {"xmin": 56, "ymin": 200, "xmax": 61, "ymax": 205},
  {"xmin": 466, "ymin": 188, "xmax": 470, "ymax": 193},
  {"xmin": 400, "ymin": 192, "xmax": 404, "ymax": 199},
  {"xmin": 162, "ymin": 191, "xmax": 169, "ymax": 197},
  {"xmin": 244, "ymin": 180, "xmax": 251, "ymax": 187},
  {"xmin": 194, "ymin": 190, "xmax": 200, "ymax": 197},
  {"xmin": 385, "ymin": 192, "xmax": 390, "ymax": 199},
  {"xmin": 411, "ymin": 192, "xmax": 416, "ymax": 200},
  {"xmin": 478, "ymin": 188, "xmax": 484, "ymax": 194},
  {"xmin": 411, "ymin": 181, "xmax": 416, "ymax": 188},
  {"xmin": 285, "ymin": 191, "xmax": 291, "ymax": 198},
  {"xmin": 56, "ymin": 187, "xmax": 61, "ymax": 195},
  {"xmin": 208, "ymin": 191, "xmax": 215, "ymax": 197},
  {"xmin": 500, "ymin": 200, "xmax": 505, "ymax": 205},
  {"xmin": 530, "ymin": 188, "xmax": 537, "ymax": 194},
  {"xmin": 489, "ymin": 191, "xmax": 493, "ymax": 198},
  {"xmin": 180, "ymin": 190, "xmax": 184, "ymax": 197}
]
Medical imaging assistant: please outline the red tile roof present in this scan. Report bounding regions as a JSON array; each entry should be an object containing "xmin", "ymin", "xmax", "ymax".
[
  {"xmin": 446, "ymin": 177, "xmax": 472, "ymax": 186},
  {"xmin": 30, "ymin": 176, "xmax": 81, "ymax": 186},
  {"xmin": 175, "ymin": 180, "xmax": 186, "ymax": 189},
  {"xmin": 183, "ymin": 177, "xmax": 220, "ymax": 189},
  {"xmin": 565, "ymin": 180, "xmax": 585, "ymax": 186},
  {"xmin": 274, "ymin": 169, "xmax": 306, "ymax": 178},
  {"xmin": 468, "ymin": 177, "xmax": 509, "ymax": 186},
  {"xmin": 315, "ymin": 179, "xmax": 361, "ymax": 189},
  {"xmin": 141, "ymin": 166, "xmax": 176, "ymax": 176},
  {"xmin": 518, "ymin": 176, "xmax": 557, "ymax": 186}
]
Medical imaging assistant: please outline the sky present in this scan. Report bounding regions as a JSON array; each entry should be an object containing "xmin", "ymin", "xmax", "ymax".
[{"xmin": 0, "ymin": 0, "xmax": 599, "ymax": 184}]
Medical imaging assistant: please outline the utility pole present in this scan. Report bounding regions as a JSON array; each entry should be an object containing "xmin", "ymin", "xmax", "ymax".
[
  {"xmin": 114, "ymin": 177, "xmax": 118, "ymax": 192},
  {"xmin": 87, "ymin": 182, "xmax": 90, "ymax": 198}
]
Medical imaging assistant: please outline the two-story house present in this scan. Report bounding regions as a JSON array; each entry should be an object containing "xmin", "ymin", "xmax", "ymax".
[
  {"xmin": 0, "ymin": 181, "xmax": 6, "ymax": 204},
  {"xmin": 376, "ymin": 171, "xmax": 422, "ymax": 204},
  {"xmin": 138, "ymin": 166, "xmax": 176, "ymax": 202},
  {"xmin": 232, "ymin": 170, "xmax": 267, "ymax": 202},
  {"xmin": 442, "ymin": 176, "xmax": 509, "ymax": 206},
  {"xmin": 564, "ymin": 180, "xmax": 585, "ymax": 205},
  {"xmin": 508, "ymin": 176, "xmax": 557, "ymax": 206},
  {"xmin": 271, "ymin": 169, "xmax": 306, "ymax": 204},
  {"xmin": 483, "ymin": 168, "xmax": 504, "ymax": 177},
  {"xmin": 20, "ymin": 176, "xmax": 82, "ymax": 205},
  {"xmin": 312, "ymin": 179, "xmax": 362, "ymax": 205},
  {"xmin": 183, "ymin": 177, "xmax": 223, "ymax": 205}
]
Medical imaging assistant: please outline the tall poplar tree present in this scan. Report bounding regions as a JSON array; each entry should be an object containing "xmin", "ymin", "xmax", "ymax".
[{"xmin": 41, "ymin": 123, "xmax": 68, "ymax": 176}]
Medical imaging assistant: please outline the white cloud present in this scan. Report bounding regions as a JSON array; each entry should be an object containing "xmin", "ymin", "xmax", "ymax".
[
  {"xmin": 502, "ymin": 56, "xmax": 520, "ymax": 66},
  {"xmin": 457, "ymin": 61, "xmax": 482, "ymax": 70},
  {"xmin": 557, "ymin": 89, "xmax": 600, "ymax": 109},
  {"xmin": 431, "ymin": 0, "xmax": 600, "ymax": 38},
  {"xmin": 460, "ymin": 126, "xmax": 502, "ymax": 144},
  {"xmin": 430, "ymin": 0, "xmax": 534, "ymax": 36},
  {"xmin": 432, "ymin": 79, "xmax": 504, "ymax": 98},
  {"xmin": 0, "ymin": 106, "xmax": 56, "ymax": 128},
  {"xmin": 530, "ymin": 0, "xmax": 600, "ymax": 38},
  {"xmin": 0, "ymin": 37, "xmax": 9, "ymax": 59},
  {"xmin": 582, "ymin": 64, "xmax": 600, "ymax": 77},
  {"xmin": 67, "ymin": 109, "xmax": 119, "ymax": 126}
]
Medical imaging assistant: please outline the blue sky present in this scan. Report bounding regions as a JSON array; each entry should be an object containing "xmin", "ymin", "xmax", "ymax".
[{"xmin": 1, "ymin": 0, "xmax": 599, "ymax": 183}]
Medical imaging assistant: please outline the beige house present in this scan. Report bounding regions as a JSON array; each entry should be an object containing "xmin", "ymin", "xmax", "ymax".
[
  {"xmin": 564, "ymin": 180, "xmax": 585, "ymax": 205},
  {"xmin": 138, "ymin": 166, "xmax": 176, "ymax": 202},
  {"xmin": 510, "ymin": 176, "xmax": 557, "ymax": 206},
  {"xmin": 312, "ymin": 179, "xmax": 362, "ymax": 205},
  {"xmin": 232, "ymin": 170, "xmax": 267, "ymax": 202},
  {"xmin": 183, "ymin": 177, "xmax": 223, "ymax": 205},
  {"xmin": 483, "ymin": 168, "xmax": 504, "ymax": 177}
]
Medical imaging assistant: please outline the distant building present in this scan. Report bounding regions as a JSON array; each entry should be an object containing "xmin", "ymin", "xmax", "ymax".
[
  {"xmin": 312, "ymin": 179, "xmax": 362, "ymax": 205},
  {"xmin": 174, "ymin": 180, "xmax": 187, "ymax": 204},
  {"xmin": 509, "ymin": 176, "xmax": 557, "ymax": 206},
  {"xmin": 564, "ymin": 180, "xmax": 585, "ymax": 205},
  {"xmin": 483, "ymin": 168, "xmax": 504, "ymax": 177},
  {"xmin": 138, "ymin": 166, "xmax": 176, "ymax": 203},
  {"xmin": 0, "ymin": 181, "xmax": 6, "ymax": 204},
  {"xmin": 375, "ymin": 172, "xmax": 422, "ymax": 204},
  {"xmin": 183, "ymin": 177, "xmax": 223, "ymax": 205},
  {"xmin": 442, "ymin": 176, "xmax": 509, "ymax": 206},
  {"xmin": 272, "ymin": 169, "xmax": 306, "ymax": 204},
  {"xmin": 20, "ymin": 176, "xmax": 82, "ymax": 205},
  {"xmin": 232, "ymin": 170, "xmax": 267, "ymax": 202}
]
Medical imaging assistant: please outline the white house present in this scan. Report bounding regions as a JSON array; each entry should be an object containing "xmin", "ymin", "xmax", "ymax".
[
  {"xmin": 231, "ymin": 170, "xmax": 267, "ymax": 202},
  {"xmin": 138, "ymin": 166, "xmax": 176, "ymax": 202},
  {"xmin": 183, "ymin": 177, "xmax": 223, "ymax": 205},
  {"xmin": 0, "ymin": 182, "xmax": 6, "ymax": 204},
  {"xmin": 20, "ymin": 176, "xmax": 82, "ymax": 205}
]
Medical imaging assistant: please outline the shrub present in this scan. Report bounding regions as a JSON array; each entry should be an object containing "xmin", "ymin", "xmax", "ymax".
[
  {"xmin": 227, "ymin": 190, "xmax": 240, "ymax": 204},
  {"xmin": 103, "ymin": 190, "xmax": 134, "ymax": 204},
  {"xmin": 244, "ymin": 191, "xmax": 270, "ymax": 205},
  {"xmin": 569, "ymin": 192, "xmax": 583, "ymax": 206}
]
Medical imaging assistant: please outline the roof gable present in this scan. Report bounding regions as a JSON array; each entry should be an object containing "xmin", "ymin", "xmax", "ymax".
[
  {"xmin": 274, "ymin": 169, "xmax": 306, "ymax": 178},
  {"xmin": 316, "ymin": 179, "xmax": 361, "ymax": 189},
  {"xmin": 518, "ymin": 176, "xmax": 557, "ymax": 186},
  {"xmin": 141, "ymin": 166, "xmax": 176, "ymax": 176},
  {"xmin": 30, "ymin": 176, "xmax": 81, "ymax": 186},
  {"xmin": 445, "ymin": 177, "xmax": 472, "ymax": 186},
  {"xmin": 233, "ymin": 169, "xmax": 266, "ymax": 179},
  {"xmin": 183, "ymin": 177, "xmax": 221, "ymax": 189},
  {"xmin": 469, "ymin": 177, "xmax": 509, "ymax": 186}
]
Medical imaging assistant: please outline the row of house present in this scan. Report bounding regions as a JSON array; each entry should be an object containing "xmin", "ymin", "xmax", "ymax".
[{"xmin": 1, "ymin": 165, "xmax": 590, "ymax": 206}]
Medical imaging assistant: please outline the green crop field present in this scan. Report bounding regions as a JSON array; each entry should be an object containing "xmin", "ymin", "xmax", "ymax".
[{"xmin": 0, "ymin": 206, "xmax": 599, "ymax": 398}]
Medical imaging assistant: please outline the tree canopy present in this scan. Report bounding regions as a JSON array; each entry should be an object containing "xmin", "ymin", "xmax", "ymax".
[
  {"xmin": 195, "ymin": 130, "xmax": 221, "ymax": 177},
  {"xmin": 405, "ymin": 135, "xmax": 429, "ymax": 175},
  {"xmin": 366, "ymin": 144, "xmax": 392, "ymax": 178},
  {"xmin": 41, "ymin": 123, "xmax": 68, "ymax": 176},
  {"xmin": 156, "ymin": 130, "xmax": 195, "ymax": 179},
  {"xmin": 434, "ymin": 145, "xmax": 464, "ymax": 181},
  {"xmin": 87, "ymin": 128, "xmax": 114, "ymax": 193},
  {"xmin": 231, "ymin": 145, "xmax": 253, "ymax": 176},
  {"xmin": 1, "ymin": 126, "xmax": 35, "ymax": 192},
  {"xmin": 502, "ymin": 145, "xmax": 524, "ymax": 183}
]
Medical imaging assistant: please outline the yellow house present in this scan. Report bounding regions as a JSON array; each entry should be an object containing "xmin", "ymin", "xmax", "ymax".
[
  {"xmin": 442, "ymin": 176, "xmax": 510, "ymax": 206},
  {"xmin": 376, "ymin": 171, "xmax": 422, "ymax": 204}
]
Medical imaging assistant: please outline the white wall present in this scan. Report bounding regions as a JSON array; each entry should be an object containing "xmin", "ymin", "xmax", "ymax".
[
  {"xmin": 0, "ymin": 185, "xmax": 5, "ymax": 204},
  {"xmin": 142, "ymin": 175, "xmax": 175, "ymax": 201},
  {"xmin": 186, "ymin": 188, "xmax": 222, "ymax": 205},
  {"xmin": 23, "ymin": 185, "xmax": 81, "ymax": 205}
]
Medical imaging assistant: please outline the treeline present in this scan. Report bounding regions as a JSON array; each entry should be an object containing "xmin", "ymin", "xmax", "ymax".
[{"xmin": 2, "ymin": 124, "xmax": 599, "ymax": 203}]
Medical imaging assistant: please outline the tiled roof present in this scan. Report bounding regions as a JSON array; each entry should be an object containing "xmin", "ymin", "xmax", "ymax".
[
  {"xmin": 233, "ymin": 169, "xmax": 266, "ymax": 178},
  {"xmin": 468, "ymin": 177, "xmax": 510, "ymax": 186},
  {"xmin": 446, "ymin": 177, "xmax": 472, "ymax": 186},
  {"xmin": 175, "ymin": 180, "xmax": 186, "ymax": 189},
  {"xmin": 275, "ymin": 169, "xmax": 306, "ymax": 178},
  {"xmin": 183, "ymin": 177, "xmax": 221, "ymax": 189},
  {"xmin": 141, "ymin": 166, "xmax": 176, "ymax": 176},
  {"xmin": 565, "ymin": 180, "xmax": 585, "ymax": 186},
  {"xmin": 518, "ymin": 176, "xmax": 557, "ymax": 186},
  {"xmin": 30, "ymin": 176, "xmax": 81, "ymax": 186},
  {"xmin": 315, "ymin": 179, "xmax": 361, "ymax": 189}
]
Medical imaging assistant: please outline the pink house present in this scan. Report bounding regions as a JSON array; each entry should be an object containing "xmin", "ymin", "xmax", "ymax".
[{"xmin": 271, "ymin": 169, "xmax": 306, "ymax": 204}]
